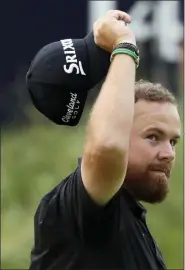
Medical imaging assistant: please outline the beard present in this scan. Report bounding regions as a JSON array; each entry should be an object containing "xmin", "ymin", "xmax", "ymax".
[{"xmin": 123, "ymin": 162, "xmax": 172, "ymax": 203}]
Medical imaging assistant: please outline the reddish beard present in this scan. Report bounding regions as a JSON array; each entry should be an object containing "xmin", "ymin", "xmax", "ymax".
[{"xmin": 123, "ymin": 163, "xmax": 172, "ymax": 203}]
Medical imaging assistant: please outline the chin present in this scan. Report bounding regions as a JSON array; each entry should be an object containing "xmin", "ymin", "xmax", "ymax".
[
  {"xmin": 140, "ymin": 190, "xmax": 169, "ymax": 204},
  {"xmin": 124, "ymin": 173, "xmax": 170, "ymax": 204},
  {"xmin": 143, "ymin": 176, "xmax": 169, "ymax": 204}
]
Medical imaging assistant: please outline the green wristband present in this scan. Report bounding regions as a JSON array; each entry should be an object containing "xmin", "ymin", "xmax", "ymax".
[
  {"xmin": 110, "ymin": 48, "xmax": 140, "ymax": 68},
  {"xmin": 111, "ymin": 48, "xmax": 139, "ymax": 67},
  {"xmin": 111, "ymin": 48, "xmax": 138, "ymax": 59}
]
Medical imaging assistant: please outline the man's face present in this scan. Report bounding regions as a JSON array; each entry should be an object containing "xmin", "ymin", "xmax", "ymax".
[{"xmin": 124, "ymin": 100, "xmax": 181, "ymax": 203}]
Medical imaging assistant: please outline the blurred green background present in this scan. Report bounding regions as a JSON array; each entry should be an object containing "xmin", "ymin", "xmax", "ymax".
[{"xmin": 1, "ymin": 104, "xmax": 184, "ymax": 269}]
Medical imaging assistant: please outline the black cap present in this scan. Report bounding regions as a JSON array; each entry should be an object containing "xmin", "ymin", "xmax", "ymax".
[{"xmin": 26, "ymin": 32, "xmax": 110, "ymax": 126}]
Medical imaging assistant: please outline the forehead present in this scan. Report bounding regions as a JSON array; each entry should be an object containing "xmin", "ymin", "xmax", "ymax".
[{"xmin": 133, "ymin": 100, "xmax": 181, "ymax": 135}]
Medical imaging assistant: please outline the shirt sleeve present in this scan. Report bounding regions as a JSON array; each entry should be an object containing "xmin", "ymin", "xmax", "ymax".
[{"xmin": 34, "ymin": 158, "xmax": 119, "ymax": 249}]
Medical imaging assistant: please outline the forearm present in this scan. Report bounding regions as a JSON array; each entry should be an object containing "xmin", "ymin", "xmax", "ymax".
[{"xmin": 86, "ymin": 54, "xmax": 136, "ymax": 151}]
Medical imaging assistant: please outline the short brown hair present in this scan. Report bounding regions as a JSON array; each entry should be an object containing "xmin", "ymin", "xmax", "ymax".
[{"xmin": 135, "ymin": 80, "xmax": 177, "ymax": 105}]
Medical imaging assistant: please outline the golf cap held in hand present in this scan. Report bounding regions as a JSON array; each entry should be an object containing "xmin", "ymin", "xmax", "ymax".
[{"xmin": 26, "ymin": 32, "xmax": 110, "ymax": 126}]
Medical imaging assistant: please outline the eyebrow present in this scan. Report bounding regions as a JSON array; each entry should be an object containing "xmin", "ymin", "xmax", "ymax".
[{"xmin": 145, "ymin": 127, "xmax": 181, "ymax": 139}]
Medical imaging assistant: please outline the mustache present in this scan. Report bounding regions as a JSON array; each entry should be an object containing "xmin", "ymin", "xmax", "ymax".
[{"xmin": 149, "ymin": 163, "xmax": 172, "ymax": 178}]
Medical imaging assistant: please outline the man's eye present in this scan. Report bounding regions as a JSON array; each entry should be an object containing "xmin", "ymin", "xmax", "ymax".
[
  {"xmin": 170, "ymin": 139, "xmax": 177, "ymax": 147},
  {"xmin": 147, "ymin": 135, "xmax": 158, "ymax": 141}
]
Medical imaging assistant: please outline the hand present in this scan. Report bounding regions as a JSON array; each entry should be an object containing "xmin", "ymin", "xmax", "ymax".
[{"xmin": 93, "ymin": 10, "xmax": 136, "ymax": 53}]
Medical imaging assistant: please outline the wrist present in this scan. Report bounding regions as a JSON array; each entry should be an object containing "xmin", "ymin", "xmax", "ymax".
[
  {"xmin": 111, "ymin": 53, "xmax": 137, "ymax": 67},
  {"xmin": 110, "ymin": 42, "xmax": 140, "ymax": 68},
  {"xmin": 113, "ymin": 38, "xmax": 136, "ymax": 50}
]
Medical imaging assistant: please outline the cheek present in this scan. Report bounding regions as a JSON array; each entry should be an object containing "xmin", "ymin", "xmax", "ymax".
[{"xmin": 129, "ymin": 137, "xmax": 154, "ymax": 165}]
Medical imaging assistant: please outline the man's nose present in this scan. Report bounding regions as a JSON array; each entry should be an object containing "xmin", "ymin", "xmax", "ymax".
[{"xmin": 158, "ymin": 142, "xmax": 175, "ymax": 162}]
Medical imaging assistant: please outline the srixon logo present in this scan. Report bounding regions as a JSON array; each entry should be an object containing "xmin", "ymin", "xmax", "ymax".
[{"xmin": 61, "ymin": 39, "xmax": 86, "ymax": 75}]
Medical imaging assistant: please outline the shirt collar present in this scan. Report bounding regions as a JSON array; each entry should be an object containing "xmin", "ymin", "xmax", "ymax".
[{"xmin": 121, "ymin": 188, "xmax": 147, "ymax": 221}]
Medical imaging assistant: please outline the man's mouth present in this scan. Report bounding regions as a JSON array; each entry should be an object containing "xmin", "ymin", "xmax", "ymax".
[
  {"xmin": 153, "ymin": 170, "xmax": 170, "ymax": 178},
  {"xmin": 150, "ymin": 166, "xmax": 171, "ymax": 178}
]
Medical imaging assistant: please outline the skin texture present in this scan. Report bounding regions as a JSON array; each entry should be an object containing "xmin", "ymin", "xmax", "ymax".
[{"xmin": 123, "ymin": 100, "xmax": 181, "ymax": 203}]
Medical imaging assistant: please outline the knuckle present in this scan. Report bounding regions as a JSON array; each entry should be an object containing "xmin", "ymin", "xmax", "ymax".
[
  {"xmin": 93, "ymin": 24, "xmax": 102, "ymax": 40},
  {"xmin": 95, "ymin": 20, "xmax": 107, "ymax": 33},
  {"xmin": 99, "ymin": 20, "xmax": 106, "ymax": 29},
  {"xmin": 94, "ymin": 35, "xmax": 101, "ymax": 45}
]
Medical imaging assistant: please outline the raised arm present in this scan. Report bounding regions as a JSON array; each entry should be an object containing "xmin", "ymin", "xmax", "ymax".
[{"xmin": 81, "ymin": 10, "xmax": 137, "ymax": 205}]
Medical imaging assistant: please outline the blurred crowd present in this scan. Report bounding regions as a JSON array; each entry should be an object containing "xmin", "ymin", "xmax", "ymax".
[{"xmin": 1, "ymin": 0, "xmax": 184, "ymax": 128}]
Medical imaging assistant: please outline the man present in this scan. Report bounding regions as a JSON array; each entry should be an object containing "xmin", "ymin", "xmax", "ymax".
[{"xmin": 30, "ymin": 10, "xmax": 181, "ymax": 270}]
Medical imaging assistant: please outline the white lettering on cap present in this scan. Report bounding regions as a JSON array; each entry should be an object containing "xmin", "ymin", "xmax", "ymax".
[
  {"xmin": 61, "ymin": 39, "xmax": 86, "ymax": 76},
  {"xmin": 61, "ymin": 92, "xmax": 80, "ymax": 123}
]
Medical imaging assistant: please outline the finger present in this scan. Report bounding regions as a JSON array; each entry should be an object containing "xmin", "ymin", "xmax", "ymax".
[{"xmin": 107, "ymin": 10, "xmax": 131, "ymax": 23}]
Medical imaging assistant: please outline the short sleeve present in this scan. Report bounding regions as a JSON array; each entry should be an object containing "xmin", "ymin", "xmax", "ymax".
[{"xmin": 33, "ymin": 158, "xmax": 120, "ymax": 250}]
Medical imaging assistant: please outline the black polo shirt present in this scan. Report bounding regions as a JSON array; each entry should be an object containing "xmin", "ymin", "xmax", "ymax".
[{"xmin": 30, "ymin": 158, "xmax": 167, "ymax": 270}]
